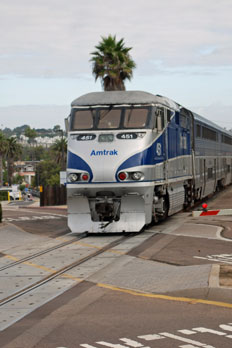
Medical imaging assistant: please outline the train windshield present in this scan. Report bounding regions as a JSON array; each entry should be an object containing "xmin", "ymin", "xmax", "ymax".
[{"xmin": 70, "ymin": 106, "xmax": 151, "ymax": 130}]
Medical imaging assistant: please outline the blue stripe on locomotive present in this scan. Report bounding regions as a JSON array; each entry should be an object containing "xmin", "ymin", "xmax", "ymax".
[
  {"xmin": 67, "ymin": 151, "xmax": 93, "ymax": 180},
  {"xmin": 67, "ymin": 113, "xmax": 191, "ymax": 183},
  {"xmin": 116, "ymin": 134, "xmax": 165, "ymax": 175},
  {"xmin": 117, "ymin": 115, "xmax": 191, "ymax": 175},
  {"xmin": 168, "ymin": 113, "xmax": 191, "ymax": 158}
]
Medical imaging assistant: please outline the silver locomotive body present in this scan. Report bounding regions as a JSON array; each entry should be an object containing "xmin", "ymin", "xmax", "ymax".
[
  {"xmin": 66, "ymin": 91, "xmax": 175, "ymax": 233},
  {"xmin": 66, "ymin": 90, "xmax": 232, "ymax": 233}
]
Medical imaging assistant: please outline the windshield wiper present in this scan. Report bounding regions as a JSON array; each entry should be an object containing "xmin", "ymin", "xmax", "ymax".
[{"xmin": 99, "ymin": 105, "xmax": 113, "ymax": 120}]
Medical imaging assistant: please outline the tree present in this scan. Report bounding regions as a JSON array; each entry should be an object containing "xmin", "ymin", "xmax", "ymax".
[
  {"xmin": 24, "ymin": 127, "xmax": 37, "ymax": 145},
  {"xmin": 0, "ymin": 133, "xmax": 7, "ymax": 186},
  {"xmin": 12, "ymin": 173, "xmax": 24, "ymax": 185},
  {"xmin": 51, "ymin": 137, "xmax": 67, "ymax": 170},
  {"xmin": 5, "ymin": 137, "xmax": 22, "ymax": 186},
  {"xmin": 53, "ymin": 125, "xmax": 61, "ymax": 133},
  {"xmin": 90, "ymin": 35, "xmax": 136, "ymax": 91},
  {"xmin": 35, "ymin": 160, "xmax": 61, "ymax": 186}
]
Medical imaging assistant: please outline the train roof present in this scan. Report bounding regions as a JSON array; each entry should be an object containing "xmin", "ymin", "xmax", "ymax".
[
  {"xmin": 71, "ymin": 91, "xmax": 232, "ymax": 137},
  {"xmin": 71, "ymin": 91, "xmax": 179, "ymax": 110}
]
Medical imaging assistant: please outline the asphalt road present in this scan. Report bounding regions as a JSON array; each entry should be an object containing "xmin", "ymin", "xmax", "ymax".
[
  {"xmin": 1, "ymin": 281, "xmax": 232, "ymax": 348},
  {"xmin": 1, "ymin": 188, "xmax": 232, "ymax": 348},
  {"xmin": 2, "ymin": 202, "xmax": 69, "ymax": 237}
]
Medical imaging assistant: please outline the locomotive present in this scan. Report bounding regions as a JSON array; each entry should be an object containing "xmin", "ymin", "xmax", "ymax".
[{"xmin": 65, "ymin": 91, "xmax": 232, "ymax": 233}]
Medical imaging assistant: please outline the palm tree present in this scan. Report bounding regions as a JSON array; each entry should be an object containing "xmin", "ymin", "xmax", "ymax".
[
  {"xmin": 5, "ymin": 137, "xmax": 22, "ymax": 186},
  {"xmin": 90, "ymin": 35, "xmax": 136, "ymax": 91},
  {"xmin": 0, "ymin": 133, "xmax": 7, "ymax": 186},
  {"xmin": 51, "ymin": 137, "xmax": 67, "ymax": 171}
]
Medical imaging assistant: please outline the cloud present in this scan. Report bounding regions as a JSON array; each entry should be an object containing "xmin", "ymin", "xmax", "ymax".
[
  {"xmin": 192, "ymin": 103, "xmax": 232, "ymax": 130},
  {"xmin": 0, "ymin": 105, "xmax": 70, "ymax": 129},
  {"xmin": 0, "ymin": 0, "xmax": 232, "ymax": 78}
]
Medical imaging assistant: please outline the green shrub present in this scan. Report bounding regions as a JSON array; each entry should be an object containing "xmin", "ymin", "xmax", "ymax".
[
  {"xmin": 19, "ymin": 184, "xmax": 26, "ymax": 192},
  {"xmin": 0, "ymin": 192, "xmax": 8, "ymax": 201}
]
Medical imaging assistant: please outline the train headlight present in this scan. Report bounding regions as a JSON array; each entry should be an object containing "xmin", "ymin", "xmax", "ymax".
[
  {"xmin": 80, "ymin": 173, "xmax": 89, "ymax": 181},
  {"xmin": 131, "ymin": 172, "xmax": 143, "ymax": 180},
  {"xmin": 118, "ymin": 172, "xmax": 128, "ymax": 181},
  {"xmin": 68, "ymin": 173, "xmax": 79, "ymax": 182}
]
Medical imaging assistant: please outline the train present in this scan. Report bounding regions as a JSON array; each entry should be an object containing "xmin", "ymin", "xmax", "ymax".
[{"xmin": 65, "ymin": 90, "xmax": 232, "ymax": 233}]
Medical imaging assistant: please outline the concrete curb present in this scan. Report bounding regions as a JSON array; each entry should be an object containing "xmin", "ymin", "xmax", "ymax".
[
  {"xmin": 192, "ymin": 209, "xmax": 232, "ymax": 217},
  {"xmin": 209, "ymin": 264, "xmax": 220, "ymax": 288}
]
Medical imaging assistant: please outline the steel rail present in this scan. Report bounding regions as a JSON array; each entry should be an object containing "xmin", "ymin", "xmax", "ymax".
[
  {"xmin": 0, "ymin": 233, "xmax": 134, "ymax": 307},
  {"xmin": 0, "ymin": 233, "xmax": 87, "ymax": 272}
]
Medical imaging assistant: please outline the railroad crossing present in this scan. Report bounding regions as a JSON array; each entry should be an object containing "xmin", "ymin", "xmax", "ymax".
[{"xmin": 0, "ymin": 187, "xmax": 232, "ymax": 347}]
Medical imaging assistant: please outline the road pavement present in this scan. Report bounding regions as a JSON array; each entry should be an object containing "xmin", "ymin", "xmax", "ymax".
[{"xmin": 0, "ymin": 187, "xmax": 232, "ymax": 347}]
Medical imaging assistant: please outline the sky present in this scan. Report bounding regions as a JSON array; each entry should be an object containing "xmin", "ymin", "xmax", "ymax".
[{"xmin": 0, "ymin": 0, "xmax": 231, "ymax": 130}]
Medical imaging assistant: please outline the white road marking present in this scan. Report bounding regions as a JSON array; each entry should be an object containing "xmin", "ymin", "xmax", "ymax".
[
  {"xmin": 2, "ymin": 215, "xmax": 61, "ymax": 222},
  {"xmin": 4, "ymin": 206, "xmax": 67, "ymax": 217},
  {"xmin": 193, "ymin": 327, "xmax": 226, "ymax": 336},
  {"xmin": 194, "ymin": 254, "xmax": 232, "ymax": 264},
  {"xmin": 178, "ymin": 330, "xmax": 197, "ymax": 335},
  {"xmin": 219, "ymin": 323, "xmax": 232, "ymax": 332},
  {"xmin": 119, "ymin": 339, "xmax": 143, "ymax": 347},
  {"xmin": 97, "ymin": 342, "xmax": 130, "ymax": 348},
  {"xmin": 81, "ymin": 323, "xmax": 232, "ymax": 347},
  {"xmin": 137, "ymin": 334, "xmax": 164, "ymax": 340},
  {"xmin": 179, "ymin": 345, "xmax": 201, "ymax": 348},
  {"xmin": 159, "ymin": 332, "xmax": 215, "ymax": 347}
]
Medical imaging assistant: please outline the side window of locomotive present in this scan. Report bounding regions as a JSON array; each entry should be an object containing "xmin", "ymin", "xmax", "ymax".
[
  {"xmin": 98, "ymin": 109, "xmax": 121, "ymax": 129},
  {"xmin": 72, "ymin": 110, "xmax": 94, "ymax": 130},
  {"xmin": 155, "ymin": 107, "xmax": 164, "ymax": 130},
  {"xmin": 179, "ymin": 109, "xmax": 191, "ymax": 130},
  {"xmin": 179, "ymin": 114, "xmax": 187, "ymax": 128},
  {"xmin": 167, "ymin": 109, "xmax": 172, "ymax": 123},
  {"xmin": 124, "ymin": 108, "xmax": 148, "ymax": 128}
]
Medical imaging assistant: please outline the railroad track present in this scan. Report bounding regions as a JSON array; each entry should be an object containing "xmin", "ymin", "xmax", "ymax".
[
  {"xmin": 0, "ymin": 233, "xmax": 134, "ymax": 307},
  {"xmin": 0, "ymin": 233, "xmax": 87, "ymax": 272}
]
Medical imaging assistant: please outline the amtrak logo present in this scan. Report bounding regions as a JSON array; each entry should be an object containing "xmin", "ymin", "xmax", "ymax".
[{"xmin": 90, "ymin": 149, "xmax": 118, "ymax": 156}]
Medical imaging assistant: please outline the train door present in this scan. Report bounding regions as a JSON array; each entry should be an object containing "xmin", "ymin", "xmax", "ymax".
[
  {"xmin": 203, "ymin": 159, "xmax": 206, "ymax": 196},
  {"xmin": 223, "ymin": 158, "xmax": 227, "ymax": 185},
  {"xmin": 199, "ymin": 159, "xmax": 203, "ymax": 197},
  {"xmin": 179, "ymin": 108, "xmax": 192, "ymax": 177},
  {"xmin": 156, "ymin": 106, "xmax": 167, "ymax": 181},
  {"xmin": 214, "ymin": 158, "xmax": 217, "ymax": 191}
]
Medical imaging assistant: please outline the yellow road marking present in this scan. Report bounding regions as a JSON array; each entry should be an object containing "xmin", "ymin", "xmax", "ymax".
[
  {"xmin": 62, "ymin": 273, "xmax": 82, "ymax": 281},
  {"xmin": 3, "ymin": 255, "xmax": 81, "ymax": 281},
  {"xmin": 97, "ymin": 283, "xmax": 232, "ymax": 309},
  {"xmin": 6, "ymin": 253, "xmax": 232, "ymax": 309}
]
